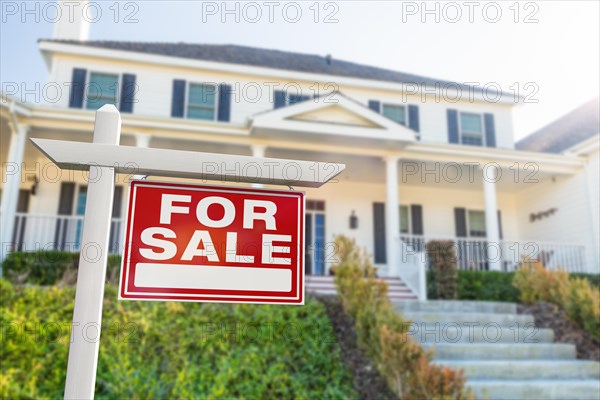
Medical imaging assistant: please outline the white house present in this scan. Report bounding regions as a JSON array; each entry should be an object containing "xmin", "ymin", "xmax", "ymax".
[{"xmin": 1, "ymin": 11, "xmax": 598, "ymax": 300}]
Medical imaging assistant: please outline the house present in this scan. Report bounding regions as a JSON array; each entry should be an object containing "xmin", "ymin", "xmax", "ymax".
[{"xmin": 1, "ymin": 10, "xmax": 598, "ymax": 300}]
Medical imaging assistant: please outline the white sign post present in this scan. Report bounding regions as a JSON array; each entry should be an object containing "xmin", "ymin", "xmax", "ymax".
[
  {"xmin": 63, "ymin": 105, "xmax": 120, "ymax": 399},
  {"xmin": 31, "ymin": 105, "xmax": 344, "ymax": 400}
]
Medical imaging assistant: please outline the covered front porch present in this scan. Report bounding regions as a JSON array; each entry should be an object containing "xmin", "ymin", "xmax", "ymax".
[{"xmin": 1, "ymin": 98, "xmax": 595, "ymax": 299}]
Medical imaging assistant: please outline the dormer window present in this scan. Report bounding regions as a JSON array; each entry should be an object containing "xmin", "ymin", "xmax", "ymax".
[
  {"xmin": 86, "ymin": 72, "xmax": 119, "ymax": 110},
  {"xmin": 382, "ymin": 104, "xmax": 407, "ymax": 126},
  {"xmin": 187, "ymin": 83, "xmax": 218, "ymax": 120},
  {"xmin": 459, "ymin": 112, "xmax": 484, "ymax": 146}
]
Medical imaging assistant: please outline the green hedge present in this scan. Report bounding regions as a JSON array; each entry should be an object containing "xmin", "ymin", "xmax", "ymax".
[
  {"xmin": 428, "ymin": 270, "xmax": 600, "ymax": 302},
  {"xmin": 0, "ymin": 280, "xmax": 356, "ymax": 399},
  {"xmin": 2, "ymin": 251, "xmax": 122, "ymax": 285},
  {"xmin": 428, "ymin": 270, "xmax": 519, "ymax": 302}
]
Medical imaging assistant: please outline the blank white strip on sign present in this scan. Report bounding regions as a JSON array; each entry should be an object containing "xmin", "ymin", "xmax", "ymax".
[{"xmin": 135, "ymin": 264, "xmax": 292, "ymax": 292}]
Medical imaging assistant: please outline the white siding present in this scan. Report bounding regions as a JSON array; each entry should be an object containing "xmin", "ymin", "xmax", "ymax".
[{"xmin": 47, "ymin": 54, "xmax": 516, "ymax": 147}]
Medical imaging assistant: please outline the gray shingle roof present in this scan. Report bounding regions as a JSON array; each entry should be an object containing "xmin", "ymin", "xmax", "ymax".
[
  {"xmin": 40, "ymin": 40, "xmax": 483, "ymax": 91},
  {"xmin": 516, "ymin": 97, "xmax": 600, "ymax": 153}
]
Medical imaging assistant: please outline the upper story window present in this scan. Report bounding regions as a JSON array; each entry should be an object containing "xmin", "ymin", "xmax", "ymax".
[
  {"xmin": 274, "ymin": 90, "xmax": 310, "ymax": 109},
  {"xmin": 459, "ymin": 113, "xmax": 484, "ymax": 146},
  {"xmin": 187, "ymin": 83, "xmax": 217, "ymax": 120},
  {"xmin": 467, "ymin": 210, "xmax": 486, "ymax": 237},
  {"xmin": 86, "ymin": 72, "xmax": 119, "ymax": 110},
  {"xmin": 69, "ymin": 68, "xmax": 135, "ymax": 113},
  {"xmin": 382, "ymin": 104, "xmax": 407, "ymax": 126}
]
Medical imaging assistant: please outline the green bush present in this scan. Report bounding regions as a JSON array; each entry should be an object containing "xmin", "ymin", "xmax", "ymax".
[
  {"xmin": 572, "ymin": 273, "xmax": 600, "ymax": 288},
  {"xmin": 0, "ymin": 280, "xmax": 357, "ymax": 399},
  {"xmin": 2, "ymin": 251, "xmax": 121, "ymax": 285}
]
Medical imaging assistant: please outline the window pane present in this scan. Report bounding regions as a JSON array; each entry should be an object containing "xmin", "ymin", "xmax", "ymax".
[
  {"xmin": 288, "ymin": 94, "xmax": 309, "ymax": 105},
  {"xmin": 460, "ymin": 113, "xmax": 482, "ymax": 133},
  {"xmin": 382, "ymin": 104, "xmax": 406, "ymax": 125},
  {"xmin": 86, "ymin": 73, "xmax": 118, "ymax": 110},
  {"xmin": 462, "ymin": 134, "xmax": 483, "ymax": 146},
  {"xmin": 400, "ymin": 205, "xmax": 409, "ymax": 234},
  {"xmin": 468, "ymin": 210, "xmax": 486, "ymax": 237},
  {"xmin": 187, "ymin": 107, "xmax": 215, "ymax": 120},
  {"xmin": 188, "ymin": 84, "xmax": 216, "ymax": 107}
]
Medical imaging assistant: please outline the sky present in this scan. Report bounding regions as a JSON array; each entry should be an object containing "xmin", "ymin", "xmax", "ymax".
[{"xmin": 1, "ymin": 0, "xmax": 599, "ymax": 140}]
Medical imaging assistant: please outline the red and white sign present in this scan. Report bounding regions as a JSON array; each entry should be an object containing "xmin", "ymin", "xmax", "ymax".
[{"xmin": 119, "ymin": 181, "xmax": 305, "ymax": 304}]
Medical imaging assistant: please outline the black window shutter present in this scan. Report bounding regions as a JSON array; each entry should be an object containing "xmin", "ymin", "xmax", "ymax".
[
  {"xmin": 447, "ymin": 109, "xmax": 459, "ymax": 144},
  {"xmin": 55, "ymin": 182, "xmax": 76, "ymax": 250},
  {"xmin": 410, "ymin": 204, "xmax": 423, "ymax": 235},
  {"xmin": 274, "ymin": 90, "xmax": 286, "ymax": 109},
  {"xmin": 368, "ymin": 100, "xmax": 381, "ymax": 113},
  {"xmin": 119, "ymin": 74, "xmax": 136, "ymax": 113},
  {"xmin": 484, "ymin": 113, "xmax": 497, "ymax": 148},
  {"xmin": 454, "ymin": 207, "xmax": 467, "ymax": 237},
  {"xmin": 373, "ymin": 202, "xmax": 386, "ymax": 263},
  {"xmin": 111, "ymin": 186, "xmax": 124, "ymax": 218},
  {"xmin": 69, "ymin": 68, "xmax": 86, "ymax": 108},
  {"xmin": 171, "ymin": 80, "xmax": 186, "ymax": 118},
  {"xmin": 497, "ymin": 210, "xmax": 503, "ymax": 239},
  {"xmin": 217, "ymin": 83, "xmax": 232, "ymax": 122},
  {"xmin": 408, "ymin": 104, "xmax": 420, "ymax": 133}
]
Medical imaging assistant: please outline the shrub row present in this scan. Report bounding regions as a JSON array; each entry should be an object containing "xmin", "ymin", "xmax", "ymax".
[
  {"xmin": 332, "ymin": 236, "xmax": 472, "ymax": 400},
  {"xmin": 427, "ymin": 269, "xmax": 599, "ymax": 303},
  {"xmin": 513, "ymin": 261, "xmax": 600, "ymax": 341},
  {"xmin": 427, "ymin": 270, "xmax": 520, "ymax": 302},
  {"xmin": 0, "ymin": 279, "xmax": 357, "ymax": 399},
  {"xmin": 2, "ymin": 251, "xmax": 122, "ymax": 285}
]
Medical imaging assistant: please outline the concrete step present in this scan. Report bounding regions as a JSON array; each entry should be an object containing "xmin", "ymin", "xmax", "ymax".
[
  {"xmin": 410, "ymin": 325, "xmax": 554, "ymax": 343},
  {"xmin": 399, "ymin": 310, "xmax": 534, "ymax": 326},
  {"xmin": 427, "ymin": 343, "xmax": 577, "ymax": 360},
  {"xmin": 467, "ymin": 379, "xmax": 600, "ymax": 400},
  {"xmin": 437, "ymin": 360, "xmax": 600, "ymax": 380},
  {"xmin": 392, "ymin": 300, "xmax": 517, "ymax": 314}
]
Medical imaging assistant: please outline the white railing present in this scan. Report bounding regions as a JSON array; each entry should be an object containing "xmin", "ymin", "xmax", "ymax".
[
  {"xmin": 395, "ymin": 238, "xmax": 427, "ymax": 300},
  {"xmin": 10, "ymin": 213, "xmax": 124, "ymax": 254},
  {"xmin": 400, "ymin": 234, "xmax": 587, "ymax": 273}
]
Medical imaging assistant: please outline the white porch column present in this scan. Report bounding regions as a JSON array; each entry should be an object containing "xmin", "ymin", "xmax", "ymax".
[
  {"xmin": 133, "ymin": 134, "xmax": 151, "ymax": 180},
  {"xmin": 483, "ymin": 164, "xmax": 502, "ymax": 271},
  {"xmin": 1, "ymin": 125, "xmax": 28, "ymax": 263},
  {"xmin": 385, "ymin": 156, "xmax": 401, "ymax": 276},
  {"xmin": 251, "ymin": 144, "xmax": 266, "ymax": 188}
]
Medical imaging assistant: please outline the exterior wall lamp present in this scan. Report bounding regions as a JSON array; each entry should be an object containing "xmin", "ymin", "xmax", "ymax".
[{"xmin": 349, "ymin": 210, "xmax": 358, "ymax": 229}]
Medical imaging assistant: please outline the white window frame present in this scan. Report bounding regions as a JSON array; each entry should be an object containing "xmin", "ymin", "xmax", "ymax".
[
  {"xmin": 381, "ymin": 103, "xmax": 407, "ymax": 126},
  {"xmin": 185, "ymin": 82, "xmax": 219, "ymax": 121},
  {"xmin": 458, "ymin": 112, "xmax": 485, "ymax": 146},
  {"xmin": 466, "ymin": 209, "xmax": 487, "ymax": 238},
  {"xmin": 85, "ymin": 71, "xmax": 121, "ymax": 110},
  {"xmin": 399, "ymin": 204, "xmax": 411, "ymax": 234}
]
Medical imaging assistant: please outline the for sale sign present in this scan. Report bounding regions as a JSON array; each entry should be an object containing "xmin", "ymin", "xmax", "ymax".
[{"xmin": 119, "ymin": 181, "xmax": 305, "ymax": 304}]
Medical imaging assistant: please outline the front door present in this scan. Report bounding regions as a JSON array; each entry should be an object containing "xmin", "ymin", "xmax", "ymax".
[{"xmin": 305, "ymin": 200, "xmax": 326, "ymax": 275}]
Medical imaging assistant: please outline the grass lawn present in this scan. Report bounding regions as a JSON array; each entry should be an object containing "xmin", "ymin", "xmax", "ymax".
[{"xmin": 0, "ymin": 279, "xmax": 357, "ymax": 399}]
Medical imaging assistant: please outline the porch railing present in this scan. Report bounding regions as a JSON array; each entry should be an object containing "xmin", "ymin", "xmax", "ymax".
[
  {"xmin": 10, "ymin": 213, "xmax": 124, "ymax": 254},
  {"xmin": 400, "ymin": 234, "xmax": 587, "ymax": 273}
]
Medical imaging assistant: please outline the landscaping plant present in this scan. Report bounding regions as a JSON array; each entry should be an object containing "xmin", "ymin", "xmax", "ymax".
[
  {"xmin": 426, "ymin": 240, "xmax": 459, "ymax": 300},
  {"xmin": 513, "ymin": 260, "xmax": 600, "ymax": 341},
  {"xmin": 333, "ymin": 236, "xmax": 472, "ymax": 400}
]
